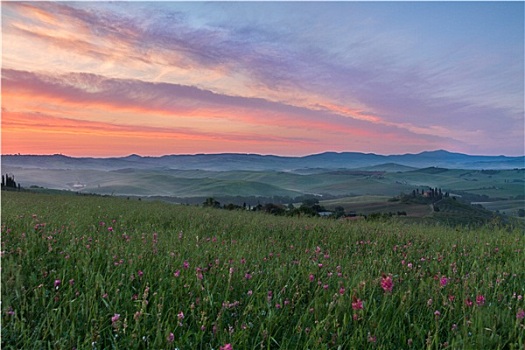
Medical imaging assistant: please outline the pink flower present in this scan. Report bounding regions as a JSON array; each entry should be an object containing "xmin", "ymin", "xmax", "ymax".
[
  {"xmin": 138, "ymin": 270, "xmax": 144, "ymax": 278},
  {"xmin": 245, "ymin": 273, "xmax": 252, "ymax": 280},
  {"xmin": 440, "ymin": 276, "xmax": 448, "ymax": 287},
  {"xmin": 108, "ymin": 227, "xmax": 113, "ymax": 232},
  {"xmin": 167, "ymin": 332, "xmax": 174, "ymax": 343},
  {"xmin": 69, "ymin": 279, "xmax": 75, "ymax": 286},
  {"xmin": 380, "ymin": 274, "xmax": 393, "ymax": 293},
  {"xmin": 54, "ymin": 279, "xmax": 61, "ymax": 289},
  {"xmin": 476, "ymin": 295, "xmax": 485, "ymax": 306},
  {"xmin": 111, "ymin": 313, "xmax": 120, "ymax": 323},
  {"xmin": 183, "ymin": 261, "xmax": 189, "ymax": 269},
  {"xmin": 177, "ymin": 311, "xmax": 184, "ymax": 320},
  {"xmin": 517, "ymin": 309, "xmax": 525, "ymax": 320},
  {"xmin": 339, "ymin": 287, "xmax": 345, "ymax": 295},
  {"xmin": 352, "ymin": 297, "xmax": 363, "ymax": 310},
  {"xmin": 309, "ymin": 274, "xmax": 315, "ymax": 282},
  {"xmin": 465, "ymin": 297, "xmax": 473, "ymax": 307},
  {"xmin": 220, "ymin": 344, "xmax": 233, "ymax": 350}
]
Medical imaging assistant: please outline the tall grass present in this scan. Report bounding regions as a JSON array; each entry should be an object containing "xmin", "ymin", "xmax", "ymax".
[{"xmin": 2, "ymin": 191, "xmax": 524, "ymax": 349}]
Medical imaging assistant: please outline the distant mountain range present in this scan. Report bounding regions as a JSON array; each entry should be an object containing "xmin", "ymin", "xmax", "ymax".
[{"xmin": 2, "ymin": 150, "xmax": 524, "ymax": 172}]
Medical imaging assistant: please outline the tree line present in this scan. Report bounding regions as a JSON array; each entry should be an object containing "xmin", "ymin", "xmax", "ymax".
[
  {"xmin": 1, "ymin": 174, "xmax": 21, "ymax": 191},
  {"xmin": 202, "ymin": 196, "xmax": 349, "ymax": 218}
]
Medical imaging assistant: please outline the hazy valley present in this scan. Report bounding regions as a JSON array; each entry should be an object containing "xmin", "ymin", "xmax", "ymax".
[{"xmin": 2, "ymin": 150, "xmax": 524, "ymax": 225}]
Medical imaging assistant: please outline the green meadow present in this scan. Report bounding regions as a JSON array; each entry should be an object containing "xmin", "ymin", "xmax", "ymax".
[{"xmin": 2, "ymin": 191, "xmax": 524, "ymax": 349}]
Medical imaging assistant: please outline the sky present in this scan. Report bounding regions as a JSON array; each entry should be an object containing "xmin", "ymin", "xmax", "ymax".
[{"xmin": 1, "ymin": 1, "xmax": 524, "ymax": 157}]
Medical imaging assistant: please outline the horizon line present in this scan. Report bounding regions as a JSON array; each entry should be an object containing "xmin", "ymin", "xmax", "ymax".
[{"xmin": 2, "ymin": 149, "xmax": 524, "ymax": 159}]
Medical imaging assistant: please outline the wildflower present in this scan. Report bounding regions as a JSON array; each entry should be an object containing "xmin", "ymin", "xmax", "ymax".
[
  {"xmin": 54, "ymin": 279, "xmax": 61, "ymax": 289},
  {"xmin": 465, "ymin": 297, "xmax": 473, "ymax": 307},
  {"xmin": 177, "ymin": 311, "xmax": 184, "ymax": 320},
  {"xmin": 309, "ymin": 274, "xmax": 315, "ymax": 282},
  {"xmin": 451, "ymin": 324, "xmax": 458, "ymax": 331},
  {"xmin": 245, "ymin": 273, "xmax": 252, "ymax": 280},
  {"xmin": 368, "ymin": 333, "xmax": 377, "ymax": 343},
  {"xmin": 352, "ymin": 297, "xmax": 363, "ymax": 310},
  {"xmin": 111, "ymin": 314, "xmax": 120, "ymax": 324},
  {"xmin": 434, "ymin": 310, "xmax": 441, "ymax": 318},
  {"xmin": 69, "ymin": 279, "xmax": 75, "ymax": 286},
  {"xmin": 183, "ymin": 261, "xmax": 189, "ymax": 269},
  {"xmin": 138, "ymin": 270, "xmax": 144, "ymax": 278},
  {"xmin": 167, "ymin": 332, "xmax": 174, "ymax": 343},
  {"xmin": 108, "ymin": 227, "xmax": 113, "ymax": 232},
  {"xmin": 516, "ymin": 309, "xmax": 525, "ymax": 320},
  {"xmin": 339, "ymin": 287, "xmax": 345, "ymax": 295},
  {"xmin": 380, "ymin": 274, "xmax": 393, "ymax": 293},
  {"xmin": 220, "ymin": 344, "xmax": 233, "ymax": 350},
  {"xmin": 476, "ymin": 295, "xmax": 485, "ymax": 306},
  {"xmin": 247, "ymin": 290, "xmax": 253, "ymax": 296},
  {"xmin": 440, "ymin": 276, "xmax": 448, "ymax": 287},
  {"xmin": 174, "ymin": 270, "xmax": 180, "ymax": 278}
]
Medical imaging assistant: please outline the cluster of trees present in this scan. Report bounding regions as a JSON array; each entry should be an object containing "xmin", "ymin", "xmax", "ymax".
[
  {"xmin": 393, "ymin": 187, "xmax": 450, "ymax": 205},
  {"xmin": 1, "ymin": 174, "xmax": 21, "ymax": 190},
  {"xmin": 410, "ymin": 187, "xmax": 448, "ymax": 200},
  {"xmin": 202, "ymin": 197, "xmax": 348, "ymax": 218}
]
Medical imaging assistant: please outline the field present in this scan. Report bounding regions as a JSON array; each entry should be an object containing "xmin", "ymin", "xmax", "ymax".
[
  {"xmin": 320, "ymin": 196, "xmax": 431, "ymax": 217},
  {"xmin": 2, "ymin": 191, "xmax": 524, "ymax": 349},
  {"xmin": 5, "ymin": 166, "xmax": 524, "ymax": 202}
]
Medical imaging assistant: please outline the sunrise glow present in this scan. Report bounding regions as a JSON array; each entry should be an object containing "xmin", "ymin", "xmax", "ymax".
[{"xmin": 2, "ymin": 2, "xmax": 524, "ymax": 157}]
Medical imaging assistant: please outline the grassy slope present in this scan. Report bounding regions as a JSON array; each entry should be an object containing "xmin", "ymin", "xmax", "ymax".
[{"xmin": 2, "ymin": 191, "xmax": 524, "ymax": 349}]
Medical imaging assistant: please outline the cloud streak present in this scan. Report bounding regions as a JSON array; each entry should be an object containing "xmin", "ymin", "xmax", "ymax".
[{"xmin": 2, "ymin": 1, "xmax": 523, "ymax": 156}]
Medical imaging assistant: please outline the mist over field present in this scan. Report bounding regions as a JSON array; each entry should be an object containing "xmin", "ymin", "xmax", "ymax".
[{"xmin": 3, "ymin": 150, "xmax": 524, "ymax": 195}]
